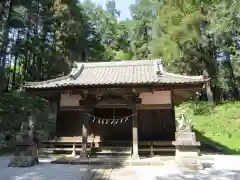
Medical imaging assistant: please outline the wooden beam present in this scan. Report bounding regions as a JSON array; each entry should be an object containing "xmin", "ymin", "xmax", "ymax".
[
  {"xmin": 154, "ymin": 83, "xmax": 204, "ymax": 90},
  {"xmin": 25, "ymin": 85, "xmax": 154, "ymax": 94},
  {"xmin": 95, "ymin": 104, "xmax": 132, "ymax": 109},
  {"xmin": 136, "ymin": 104, "xmax": 172, "ymax": 109},
  {"xmin": 60, "ymin": 106, "xmax": 84, "ymax": 111},
  {"xmin": 172, "ymin": 89, "xmax": 197, "ymax": 105}
]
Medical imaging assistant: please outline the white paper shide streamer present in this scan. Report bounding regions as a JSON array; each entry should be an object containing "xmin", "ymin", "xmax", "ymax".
[{"xmin": 85, "ymin": 113, "xmax": 136, "ymax": 125}]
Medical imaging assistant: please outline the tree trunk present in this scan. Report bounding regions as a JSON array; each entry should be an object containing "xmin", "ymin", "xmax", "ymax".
[
  {"xmin": 22, "ymin": 1, "xmax": 33, "ymax": 83},
  {"xmin": 0, "ymin": 0, "xmax": 13, "ymax": 93},
  {"xmin": 203, "ymin": 69, "xmax": 214, "ymax": 104},
  {"xmin": 11, "ymin": 30, "xmax": 20, "ymax": 90},
  {"xmin": 0, "ymin": 0, "xmax": 7, "ymax": 21},
  {"xmin": 224, "ymin": 52, "xmax": 239, "ymax": 100}
]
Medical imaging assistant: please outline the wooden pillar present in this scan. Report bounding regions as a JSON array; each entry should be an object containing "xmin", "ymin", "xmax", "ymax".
[
  {"xmin": 72, "ymin": 143, "xmax": 76, "ymax": 156},
  {"xmin": 80, "ymin": 107, "xmax": 89, "ymax": 158},
  {"xmin": 171, "ymin": 90, "xmax": 176, "ymax": 134},
  {"xmin": 149, "ymin": 142, "xmax": 154, "ymax": 157},
  {"xmin": 171, "ymin": 89, "xmax": 176, "ymax": 141},
  {"xmin": 132, "ymin": 103, "xmax": 139, "ymax": 160},
  {"xmin": 55, "ymin": 94, "xmax": 61, "ymax": 137},
  {"xmin": 80, "ymin": 95, "xmax": 94, "ymax": 159},
  {"xmin": 48, "ymin": 94, "xmax": 61, "ymax": 137}
]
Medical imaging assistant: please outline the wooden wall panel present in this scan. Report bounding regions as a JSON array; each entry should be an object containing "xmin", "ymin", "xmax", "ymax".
[
  {"xmin": 139, "ymin": 91, "xmax": 171, "ymax": 105},
  {"xmin": 58, "ymin": 110, "xmax": 84, "ymax": 137},
  {"xmin": 138, "ymin": 109, "xmax": 175, "ymax": 141},
  {"xmin": 56, "ymin": 108, "xmax": 176, "ymax": 142},
  {"xmin": 60, "ymin": 94, "xmax": 82, "ymax": 106}
]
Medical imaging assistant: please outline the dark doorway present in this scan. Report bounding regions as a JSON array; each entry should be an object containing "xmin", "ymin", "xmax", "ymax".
[
  {"xmin": 138, "ymin": 109, "xmax": 175, "ymax": 141},
  {"xmin": 91, "ymin": 108, "xmax": 132, "ymax": 141},
  {"xmin": 58, "ymin": 110, "xmax": 83, "ymax": 137}
]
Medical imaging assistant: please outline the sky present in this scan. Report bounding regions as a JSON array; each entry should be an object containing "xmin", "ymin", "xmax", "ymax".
[{"xmin": 88, "ymin": 0, "xmax": 135, "ymax": 20}]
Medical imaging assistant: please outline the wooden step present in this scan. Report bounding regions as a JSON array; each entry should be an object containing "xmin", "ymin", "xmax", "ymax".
[
  {"xmin": 91, "ymin": 151, "xmax": 131, "ymax": 155},
  {"xmin": 90, "ymin": 146, "xmax": 131, "ymax": 156},
  {"xmin": 91, "ymin": 148, "xmax": 131, "ymax": 153},
  {"xmin": 90, "ymin": 154, "xmax": 131, "ymax": 159},
  {"xmin": 91, "ymin": 146, "xmax": 131, "ymax": 150},
  {"xmin": 40, "ymin": 148, "xmax": 87, "ymax": 151},
  {"xmin": 139, "ymin": 148, "xmax": 175, "ymax": 152},
  {"xmin": 139, "ymin": 141, "xmax": 173, "ymax": 146},
  {"xmin": 39, "ymin": 148, "xmax": 91, "ymax": 153},
  {"xmin": 97, "ymin": 142, "xmax": 131, "ymax": 146}
]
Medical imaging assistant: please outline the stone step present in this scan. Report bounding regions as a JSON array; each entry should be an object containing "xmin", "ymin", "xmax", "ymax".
[{"xmin": 51, "ymin": 156, "xmax": 165, "ymax": 166}]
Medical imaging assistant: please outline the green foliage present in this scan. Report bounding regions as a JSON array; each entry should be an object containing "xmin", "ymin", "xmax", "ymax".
[
  {"xmin": 0, "ymin": 146, "xmax": 14, "ymax": 156},
  {"xmin": 0, "ymin": 92, "xmax": 56, "ymax": 141},
  {"xmin": 176, "ymin": 101, "xmax": 240, "ymax": 153},
  {"xmin": 114, "ymin": 50, "xmax": 133, "ymax": 60},
  {"xmin": 82, "ymin": 0, "xmax": 131, "ymax": 61},
  {"xmin": 0, "ymin": 0, "xmax": 106, "ymax": 92},
  {"xmin": 0, "ymin": 0, "xmax": 238, "ymax": 100},
  {"xmin": 0, "ymin": 91, "xmax": 57, "ymax": 154},
  {"xmin": 191, "ymin": 101, "xmax": 213, "ymax": 115}
]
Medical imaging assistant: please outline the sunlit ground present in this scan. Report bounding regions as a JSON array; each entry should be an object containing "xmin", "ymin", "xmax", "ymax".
[{"xmin": 1, "ymin": 155, "xmax": 240, "ymax": 180}]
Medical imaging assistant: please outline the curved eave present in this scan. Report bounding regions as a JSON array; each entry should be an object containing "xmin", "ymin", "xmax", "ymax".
[
  {"xmin": 24, "ymin": 76, "xmax": 69, "ymax": 87},
  {"xmin": 23, "ymin": 59, "xmax": 210, "ymax": 90},
  {"xmin": 24, "ymin": 80, "xmax": 208, "ymax": 90}
]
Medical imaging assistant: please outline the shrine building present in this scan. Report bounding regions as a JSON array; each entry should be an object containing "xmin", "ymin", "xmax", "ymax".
[{"xmin": 24, "ymin": 59, "xmax": 208, "ymax": 159}]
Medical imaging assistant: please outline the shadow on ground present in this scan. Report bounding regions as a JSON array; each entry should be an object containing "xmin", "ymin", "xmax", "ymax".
[
  {"xmin": 155, "ymin": 170, "xmax": 240, "ymax": 180},
  {"xmin": 2, "ymin": 158, "xmax": 119, "ymax": 180}
]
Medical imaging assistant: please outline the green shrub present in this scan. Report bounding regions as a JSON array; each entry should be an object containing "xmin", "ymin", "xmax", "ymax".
[
  {"xmin": 0, "ymin": 145, "xmax": 14, "ymax": 155},
  {"xmin": 191, "ymin": 101, "xmax": 213, "ymax": 115},
  {"xmin": 175, "ymin": 101, "xmax": 240, "ymax": 154}
]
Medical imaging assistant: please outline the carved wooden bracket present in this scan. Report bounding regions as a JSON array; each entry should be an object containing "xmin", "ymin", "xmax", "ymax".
[{"xmin": 79, "ymin": 94, "xmax": 142, "ymax": 107}]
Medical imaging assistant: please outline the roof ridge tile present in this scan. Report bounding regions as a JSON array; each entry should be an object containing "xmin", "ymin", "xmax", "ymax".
[
  {"xmin": 24, "ymin": 59, "xmax": 209, "ymax": 89},
  {"xmin": 76, "ymin": 60, "xmax": 154, "ymax": 68}
]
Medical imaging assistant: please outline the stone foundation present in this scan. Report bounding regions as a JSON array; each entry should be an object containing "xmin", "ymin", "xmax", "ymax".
[
  {"xmin": 173, "ymin": 127, "xmax": 202, "ymax": 170},
  {"xmin": 175, "ymin": 148, "xmax": 203, "ymax": 170},
  {"xmin": 8, "ymin": 144, "xmax": 39, "ymax": 167}
]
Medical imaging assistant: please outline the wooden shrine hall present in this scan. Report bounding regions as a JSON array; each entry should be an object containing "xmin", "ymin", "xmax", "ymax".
[{"xmin": 24, "ymin": 59, "xmax": 208, "ymax": 159}]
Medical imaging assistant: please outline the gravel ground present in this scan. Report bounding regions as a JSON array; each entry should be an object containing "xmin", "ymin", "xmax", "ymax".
[{"xmin": 0, "ymin": 155, "xmax": 240, "ymax": 180}]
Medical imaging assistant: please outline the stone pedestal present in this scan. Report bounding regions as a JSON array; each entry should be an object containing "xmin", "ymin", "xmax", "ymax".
[
  {"xmin": 8, "ymin": 143, "xmax": 39, "ymax": 167},
  {"xmin": 173, "ymin": 131, "xmax": 202, "ymax": 170},
  {"xmin": 8, "ymin": 121, "xmax": 39, "ymax": 167}
]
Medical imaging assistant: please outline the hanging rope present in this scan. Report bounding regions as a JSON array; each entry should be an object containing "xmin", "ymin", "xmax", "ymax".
[{"xmin": 85, "ymin": 113, "xmax": 137, "ymax": 125}]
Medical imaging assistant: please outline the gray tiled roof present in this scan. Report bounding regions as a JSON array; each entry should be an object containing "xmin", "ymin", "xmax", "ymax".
[{"xmin": 24, "ymin": 59, "xmax": 208, "ymax": 89}]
